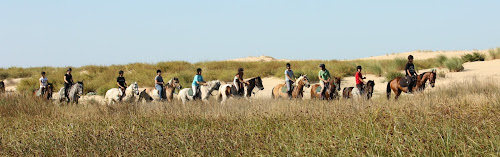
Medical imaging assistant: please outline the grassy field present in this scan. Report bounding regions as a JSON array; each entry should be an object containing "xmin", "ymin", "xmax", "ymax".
[
  {"xmin": 1, "ymin": 58, "xmax": 440, "ymax": 95},
  {"xmin": 0, "ymin": 80, "xmax": 498, "ymax": 156}
]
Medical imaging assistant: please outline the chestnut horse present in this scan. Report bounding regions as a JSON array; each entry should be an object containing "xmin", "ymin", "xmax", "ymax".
[
  {"xmin": 271, "ymin": 75, "xmax": 311, "ymax": 99},
  {"xmin": 386, "ymin": 70, "xmax": 437, "ymax": 100},
  {"xmin": 310, "ymin": 77, "xmax": 342, "ymax": 100}
]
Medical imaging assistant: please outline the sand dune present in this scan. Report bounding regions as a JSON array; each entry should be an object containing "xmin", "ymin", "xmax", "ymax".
[
  {"xmin": 358, "ymin": 50, "xmax": 489, "ymax": 60},
  {"xmin": 226, "ymin": 55, "xmax": 290, "ymax": 62}
]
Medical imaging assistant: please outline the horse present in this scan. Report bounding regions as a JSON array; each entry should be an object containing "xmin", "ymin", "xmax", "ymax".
[
  {"xmin": 218, "ymin": 77, "xmax": 265, "ymax": 103},
  {"xmin": 34, "ymin": 83, "xmax": 54, "ymax": 100},
  {"xmin": 178, "ymin": 80, "xmax": 221, "ymax": 104},
  {"xmin": 0, "ymin": 80, "xmax": 4, "ymax": 93},
  {"xmin": 58, "ymin": 81, "xmax": 84, "ymax": 104},
  {"xmin": 386, "ymin": 70, "xmax": 437, "ymax": 100},
  {"xmin": 138, "ymin": 89, "xmax": 154, "ymax": 103},
  {"xmin": 271, "ymin": 75, "xmax": 311, "ymax": 99},
  {"xmin": 342, "ymin": 80, "xmax": 375, "ymax": 100},
  {"xmin": 310, "ymin": 77, "xmax": 342, "ymax": 100},
  {"xmin": 145, "ymin": 77, "xmax": 182, "ymax": 102},
  {"xmin": 104, "ymin": 82, "xmax": 140, "ymax": 105}
]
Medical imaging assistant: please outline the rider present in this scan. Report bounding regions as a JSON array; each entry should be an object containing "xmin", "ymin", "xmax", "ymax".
[
  {"xmin": 117, "ymin": 70, "xmax": 127, "ymax": 100},
  {"xmin": 405, "ymin": 55, "xmax": 417, "ymax": 93},
  {"xmin": 192, "ymin": 68, "xmax": 207, "ymax": 100},
  {"xmin": 355, "ymin": 66, "xmax": 366, "ymax": 95},
  {"xmin": 155, "ymin": 69, "xmax": 164, "ymax": 101},
  {"xmin": 318, "ymin": 64, "xmax": 331, "ymax": 100},
  {"xmin": 284, "ymin": 63, "xmax": 295, "ymax": 99},
  {"xmin": 234, "ymin": 68, "xmax": 249, "ymax": 96},
  {"xmin": 39, "ymin": 71, "xmax": 48, "ymax": 96},
  {"xmin": 63, "ymin": 68, "xmax": 74, "ymax": 102}
]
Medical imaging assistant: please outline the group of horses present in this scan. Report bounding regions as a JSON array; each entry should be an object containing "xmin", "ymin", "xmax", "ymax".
[{"xmin": 27, "ymin": 70, "xmax": 436, "ymax": 104}]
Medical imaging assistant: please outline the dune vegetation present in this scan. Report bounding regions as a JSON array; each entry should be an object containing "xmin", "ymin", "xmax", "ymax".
[
  {"xmin": 2, "ymin": 57, "xmax": 441, "ymax": 96},
  {"xmin": 0, "ymin": 79, "xmax": 499, "ymax": 156}
]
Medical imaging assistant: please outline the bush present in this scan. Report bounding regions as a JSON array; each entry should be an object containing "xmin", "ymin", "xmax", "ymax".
[
  {"xmin": 461, "ymin": 52, "xmax": 485, "ymax": 62},
  {"xmin": 445, "ymin": 58, "xmax": 464, "ymax": 72},
  {"xmin": 436, "ymin": 55, "xmax": 448, "ymax": 67},
  {"xmin": 385, "ymin": 71, "xmax": 404, "ymax": 81},
  {"xmin": 488, "ymin": 48, "xmax": 500, "ymax": 60}
]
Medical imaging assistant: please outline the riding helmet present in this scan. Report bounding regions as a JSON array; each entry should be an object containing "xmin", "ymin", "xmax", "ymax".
[
  {"xmin": 67, "ymin": 68, "xmax": 72, "ymax": 72},
  {"xmin": 41, "ymin": 71, "xmax": 46, "ymax": 75},
  {"xmin": 119, "ymin": 70, "xmax": 124, "ymax": 74},
  {"xmin": 238, "ymin": 68, "xmax": 244, "ymax": 72},
  {"xmin": 197, "ymin": 68, "xmax": 202, "ymax": 73},
  {"xmin": 408, "ymin": 55, "xmax": 414, "ymax": 60},
  {"xmin": 157, "ymin": 69, "xmax": 162, "ymax": 73},
  {"xmin": 286, "ymin": 63, "xmax": 291, "ymax": 67},
  {"xmin": 319, "ymin": 64, "xmax": 325, "ymax": 68},
  {"xmin": 357, "ymin": 66, "xmax": 362, "ymax": 70}
]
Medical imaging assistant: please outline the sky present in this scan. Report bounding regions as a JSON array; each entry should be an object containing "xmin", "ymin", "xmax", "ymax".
[{"xmin": 1, "ymin": 0, "xmax": 500, "ymax": 68}]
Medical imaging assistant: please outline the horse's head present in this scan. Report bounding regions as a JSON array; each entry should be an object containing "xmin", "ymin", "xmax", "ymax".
[
  {"xmin": 430, "ymin": 70, "xmax": 437, "ymax": 88},
  {"xmin": 76, "ymin": 81, "xmax": 84, "ymax": 96},
  {"xmin": 254, "ymin": 77, "xmax": 264, "ymax": 90},
  {"xmin": 333, "ymin": 77, "xmax": 342, "ymax": 91},
  {"xmin": 131, "ymin": 82, "xmax": 139, "ymax": 95},
  {"xmin": 295, "ymin": 75, "xmax": 310, "ymax": 88},
  {"xmin": 170, "ymin": 77, "xmax": 182, "ymax": 89},
  {"xmin": 207, "ymin": 80, "xmax": 221, "ymax": 91},
  {"xmin": 139, "ymin": 89, "xmax": 154, "ymax": 102},
  {"xmin": 366, "ymin": 80, "xmax": 375, "ymax": 99}
]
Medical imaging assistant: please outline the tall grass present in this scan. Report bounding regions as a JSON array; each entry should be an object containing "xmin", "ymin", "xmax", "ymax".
[
  {"xmin": 0, "ymin": 80, "xmax": 499, "ymax": 156},
  {"xmin": 5, "ymin": 58, "xmax": 440, "ymax": 95},
  {"xmin": 489, "ymin": 48, "xmax": 500, "ymax": 60},
  {"xmin": 445, "ymin": 58, "xmax": 465, "ymax": 72}
]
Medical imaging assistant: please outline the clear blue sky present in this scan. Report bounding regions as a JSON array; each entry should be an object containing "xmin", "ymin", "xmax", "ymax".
[{"xmin": 1, "ymin": 0, "xmax": 499, "ymax": 68}]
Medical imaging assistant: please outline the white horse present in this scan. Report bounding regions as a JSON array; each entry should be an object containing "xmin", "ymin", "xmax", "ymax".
[
  {"xmin": 177, "ymin": 80, "xmax": 221, "ymax": 104},
  {"xmin": 104, "ymin": 82, "xmax": 140, "ymax": 105},
  {"xmin": 218, "ymin": 77, "xmax": 265, "ymax": 104},
  {"xmin": 58, "ymin": 81, "xmax": 84, "ymax": 104}
]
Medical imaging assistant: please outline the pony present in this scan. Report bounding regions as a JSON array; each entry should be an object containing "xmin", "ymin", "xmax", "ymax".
[
  {"xmin": 178, "ymin": 80, "xmax": 221, "ymax": 104},
  {"xmin": 104, "ymin": 82, "xmax": 140, "ymax": 105},
  {"xmin": 34, "ymin": 83, "xmax": 53, "ymax": 100},
  {"xmin": 58, "ymin": 81, "xmax": 84, "ymax": 104},
  {"xmin": 0, "ymin": 80, "xmax": 4, "ymax": 93},
  {"xmin": 138, "ymin": 89, "xmax": 154, "ymax": 103},
  {"xmin": 386, "ymin": 70, "xmax": 437, "ymax": 100},
  {"xmin": 146, "ymin": 77, "xmax": 182, "ymax": 102},
  {"xmin": 310, "ymin": 77, "xmax": 342, "ymax": 100},
  {"xmin": 271, "ymin": 75, "xmax": 311, "ymax": 99},
  {"xmin": 342, "ymin": 80, "xmax": 375, "ymax": 100},
  {"xmin": 218, "ymin": 77, "xmax": 264, "ymax": 103}
]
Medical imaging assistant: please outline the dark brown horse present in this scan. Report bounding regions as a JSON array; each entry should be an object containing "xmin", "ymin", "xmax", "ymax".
[
  {"xmin": 33, "ymin": 83, "xmax": 53, "ymax": 100},
  {"xmin": 0, "ymin": 80, "xmax": 4, "ymax": 93},
  {"xmin": 310, "ymin": 77, "xmax": 342, "ymax": 100},
  {"xmin": 271, "ymin": 75, "xmax": 311, "ymax": 99},
  {"xmin": 387, "ymin": 70, "xmax": 437, "ymax": 100}
]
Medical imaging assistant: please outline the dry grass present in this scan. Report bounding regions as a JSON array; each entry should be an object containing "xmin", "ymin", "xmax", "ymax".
[{"xmin": 0, "ymin": 80, "xmax": 499, "ymax": 156}]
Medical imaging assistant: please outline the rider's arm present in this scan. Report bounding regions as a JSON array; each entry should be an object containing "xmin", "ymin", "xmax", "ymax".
[
  {"xmin": 39, "ymin": 79, "xmax": 43, "ymax": 87},
  {"xmin": 286, "ymin": 75, "xmax": 294, "ymax": 82},
  {"xmin": 117, "ymin": 82, "xmax": 123, "ymax": 88},
  {"xmin": 358, "ymin": 77, "xmax": 365, "ymax": 84},
  {"xmin": 238, "ymin": 74, "xmax": 248, "ymax": 84},
  {"xmin": 64, "ymin": 76, "xmax": 68, "ymax": 84},
  {"xmin": 318, "ymin": 75, "xmax": 326, "ymax": 82}
]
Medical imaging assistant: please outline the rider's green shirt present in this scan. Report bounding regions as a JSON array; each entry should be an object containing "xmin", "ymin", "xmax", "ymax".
[{"xmin": 318, "ymin": 69, "xmax": 331, "ymax": 81}]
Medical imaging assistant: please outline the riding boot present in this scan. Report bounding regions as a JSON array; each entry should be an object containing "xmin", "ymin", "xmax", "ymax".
[{"xmin": 287, "ymin": 91, "xmax": 292, "ymax": 100}]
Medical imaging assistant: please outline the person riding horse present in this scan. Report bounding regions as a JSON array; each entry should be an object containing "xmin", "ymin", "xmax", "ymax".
[
  {"xmin": 284, "ymin": 63, "xmax": 296, "ymax": 99},
  {"xmin": 155, "ymin": 69, "xmax": 165, "ymax": 101},
  {"xmin": 117, "ymin": 70, "xmax": 127, "ymax": 100},
  {"xmin": 234, "ymin": 68, "xmax": 249, "ymax": 96},
  {"xmin": 404, "ymin": 55, "xmax": 417, "ymax": 93},
  {"xmin": 318, "ymin": 63, "xmax": 331, "ymax": 100},
  {"xmin": 355, "ymin": 66, "xmax": 367, "ymax": 95},
  {"xmin": 63, "ymin": 68, "xmax": 74, "ymax": 102},
  {"xmin": 192, "ymin": 68, "xmax": 207, "ymax": 100},
  {"xmin": 39, "ymin": 71, "xmax": 48, "ymax": 96}
]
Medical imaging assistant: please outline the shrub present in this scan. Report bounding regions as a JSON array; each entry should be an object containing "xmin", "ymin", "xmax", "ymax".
[
  {"xmin": 445, "ymin": 58, "xmax": 464, "ymax": 72},
  {"xmin": 461, "ymin": 52, "xmax": 485, "ymax": 62},
  {"xmin": 436, "ymin": 55, "xmax": 448, "ymax": 67},
  {"xmin": 438, "ymin": 71, "xmax": 446, "ymax": 78},
  {"xmin": 385, "ymin": 71, "xmax": 404, "ymax": 81},
  {"xmin": 488, "ymin": 48, "xmax": 500, "ymax": 60}
]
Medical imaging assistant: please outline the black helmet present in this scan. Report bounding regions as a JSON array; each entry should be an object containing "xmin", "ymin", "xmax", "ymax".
[
  {"xmin": 196, "ymin": 68, "xmax": 202, "ymax": 73},
  {"xmin": 319, "ymin": 64, "xmax": 325, "ymax": 68},
  {"xmin": 408, "ymin": 55, "xmax": 414, "ymax": 60},
  {"xmin": 156, "ymin": 69, "xmax": 162, "ymax": 73},
  {"xmin": 238, "ymin": 68, "xmax": 244, "ymax": 72},
  {"xmin": 41, "ymin": 71, "xmax": 46, "ymax": 75},
  {"xmin": 67, "ymin": 68, "xmax": 72, "ymax": 72},
  {"xmin": 357, "ymin": 66, "xmax": 362, "ymax": 70},
  {"xmin": 119, "ymin": 70, "xmax": 124, "ymax": 74},
  {"xmin": 286, "ymin": 63, "xmax": 291, "ymax": 67}
]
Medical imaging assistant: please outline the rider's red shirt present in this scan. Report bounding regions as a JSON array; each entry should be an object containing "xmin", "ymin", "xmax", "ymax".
[{"xmin": 355, "ymin": 72, "xmax": 363, "ymax": 85}]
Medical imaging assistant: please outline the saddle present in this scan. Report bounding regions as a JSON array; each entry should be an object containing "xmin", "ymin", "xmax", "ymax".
[
  {"xmin": 400, "ymin": 76, "xmax": 416, "ymax": 87},
  {"xmin": 230, "ymin": 85, "xmax": 244, "ymax": 96},
  {"xmin": 281, "ymin": 85, "xmax": 295, "ymax": 93}
]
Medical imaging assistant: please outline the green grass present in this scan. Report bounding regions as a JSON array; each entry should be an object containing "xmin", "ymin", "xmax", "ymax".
[
  {"xmin": 384, "ymin": 71, "xmax": 404, "ymax": 81},
  {"xmin": 0, "ymin": 80, "xmax": 499, "ymax": 156},
  {"xmin": 489, "ymin": 48, "xmax": 500, "ymax": 60},
  {"xmin": 1, "ymin": 58, "xmax": 441, "ymax": 96},
  {"xmin": 436, "ymin": 54, "xmax": 448, "ymax": 67},
  {"xmin": 445, "ymin": 58, "xmax": 465, "ymax": 72},
  {"xmin": 461, "ymin": 52, "xmax": 485, "ymax": 62}
]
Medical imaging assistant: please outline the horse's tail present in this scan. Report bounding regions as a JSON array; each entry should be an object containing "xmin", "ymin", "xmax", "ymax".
[
  {"xmin": 271, "ymin": 87, "xmax": 275, "ymax": 99},
  {"xmin": 386, "ymin": 80, "xmax": 392, "ymax": 100}
]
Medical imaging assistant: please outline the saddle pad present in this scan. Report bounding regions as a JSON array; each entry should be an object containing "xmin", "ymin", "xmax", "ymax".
[
  {"xmin": 188, "ymin": 88, "xmax": 194, "ymax": 96},
  {"xmin": 281, "ymin": 85, "xmax": 293, "ymax": 93},
  {"xmin": 399, "ymin": 77, "xmax": 409, "ymax": 87},
  {"xmin": 35, "ymin": 89, "xmax": 42, "ymax": 97},
  {"xmin": 315, "ymin": 86, "xmax": 322, "ymax": 93}
]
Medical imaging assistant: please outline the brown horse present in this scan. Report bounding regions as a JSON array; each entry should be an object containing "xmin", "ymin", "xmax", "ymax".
[
  {"xmin": 33, "ymin": 83, "xmax": 54, "ymax": 100},
  {"xmin": 386, "ymin": 70, "xmax": 437, "ymax": 100},
  {"xmin": 342, "ymin": 80, "xmax": 375, "ymax": 100},
  {"xmin": 0, "ymin": 80, "xmax": 4, "ymax": 93},
  {"xmin": 145, "ymin": 77, "xmax": 182, "ymax": 102},
  {"xmin": 310, "ymin": 77, "xmax": 342, "ymax": 100},
  {"xmin": 271, "ymin": 75, "xmax": 311, "ymax": 99}
]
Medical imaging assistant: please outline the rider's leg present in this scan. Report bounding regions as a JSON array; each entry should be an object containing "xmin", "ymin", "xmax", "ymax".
[{"xmin": 286, "ymin": 80, "xmax": 293, "ymax": 99}]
